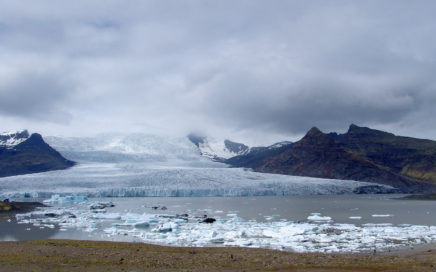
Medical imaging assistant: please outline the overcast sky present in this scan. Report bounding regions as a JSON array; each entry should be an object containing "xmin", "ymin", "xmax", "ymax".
[{"xmin": 1, "ymin": 0, "xmax": 436, "ymax": 145}]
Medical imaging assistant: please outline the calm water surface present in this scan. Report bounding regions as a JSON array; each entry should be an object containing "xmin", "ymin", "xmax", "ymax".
[{"xmin": 1, "ymin": 194, "xmax": 435, "ymax": 242}]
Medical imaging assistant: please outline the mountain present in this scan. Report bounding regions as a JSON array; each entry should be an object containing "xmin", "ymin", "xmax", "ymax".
[
  {"xmin": 226, "ymin": 125, "xmax": 436, "ymax": 193},
  {"xmin": 0, "ymin": 131, "xmax": 75, "ymax": 178},
  {"xmin": 226, "ymin": 141, "xmax": 293, "ymax": 169},
  {"xmin": 0, "ymin": 130, "xmax": 30, "ymax": 147},
  {"xmin": 187, "ymin": 134, "xmax": 250, "ymax": 161},
  {"xmin": 187, "ymin": 133, "xmax": 293, "ymax": 162}
]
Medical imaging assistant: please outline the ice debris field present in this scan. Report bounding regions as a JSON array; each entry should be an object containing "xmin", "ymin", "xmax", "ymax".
[{"xmin": 14, "ymin": 195, "xmax": 436, "ymax": 253}]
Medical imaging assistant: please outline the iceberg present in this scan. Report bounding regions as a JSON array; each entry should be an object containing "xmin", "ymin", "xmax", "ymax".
[
  {"xmin": 307, "ymin": 213, "xmax": 332, "ymax": 222},
  {"xmin": 372, "ymin": 214, "xmax": 394, "ymax": 217},
  {"xmin": 43, "ymin": 195, "xmax": 88, "ymax": 204},
  {"xmin": 14, "ymin": 201, "xmax": 436, "ymax": 253}
]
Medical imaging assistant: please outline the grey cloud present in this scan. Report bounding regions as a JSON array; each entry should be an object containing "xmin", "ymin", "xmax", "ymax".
[
  {"xmin": 0, "ymin": 1, "xmax": 436, "ymax": 142},
  {"xmin": 0, "ymin": 71, "xmax": 73, "ymax": 123}
]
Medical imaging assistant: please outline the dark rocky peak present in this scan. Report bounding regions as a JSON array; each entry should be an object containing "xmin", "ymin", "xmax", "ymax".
[
  {"xmin": 16, "ymin": 133, "xmax": 45, "ymax": 147},
  {"xmin": 306, "ymin": 127, "xmax": 322, "ymax": 136},
  {"xmin": 347, "ymin": 124, "xmax": 394, "ymax": 138},
  {"xmin": 224, "ymin": 139, "xmax": 249, "ymax": 154},
  {"xmin": 187, "ymin": 133, "xmax": 207, "ymax": 147},
  {"xmin": 0, "ymin": 131, "xmax": 75, "ymax": 178},
  {"xmin": 299, "ymin": 127, "xmax": 334, "ymax": 146}
]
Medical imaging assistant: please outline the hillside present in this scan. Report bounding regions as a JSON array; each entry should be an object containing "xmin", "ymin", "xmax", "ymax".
[
  {"xmin": 226, "ymin": 125, "xmax": 436, "ymax": 193},
  {"xmin": 0, "ymin": 132, "xmax": 75, "ymax": 178}
]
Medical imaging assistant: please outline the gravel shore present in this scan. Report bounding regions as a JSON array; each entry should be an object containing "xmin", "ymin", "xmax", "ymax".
[{"xmin": 0, "ymin": 239, "xmax": 434, "ymax": 271}]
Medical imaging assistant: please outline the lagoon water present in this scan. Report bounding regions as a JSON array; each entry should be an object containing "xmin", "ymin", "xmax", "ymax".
[{"xmin": 2, "ymin": 194, "xmax": 436, "ymax": 253}]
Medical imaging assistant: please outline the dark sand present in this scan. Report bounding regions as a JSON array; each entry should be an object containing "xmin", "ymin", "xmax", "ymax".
[{"xmin": 0, "ymin": 239, "xmax": 434, "ymax": 272}]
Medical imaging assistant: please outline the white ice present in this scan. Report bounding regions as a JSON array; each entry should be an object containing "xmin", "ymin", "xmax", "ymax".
[
  {"xmin": 15, "ymin": 199, "xmax": 436, "ymax": 254},
  {"xmin": 372, "ymin": 214, "xmax": 394, "ymax": 217},
  {"xmin": 0, "ymin": 133, "xmax": 396, "ymax": 198},
  {"xmin": 0, "ymin": 162, "xmax": 393, "ymax": 198}
]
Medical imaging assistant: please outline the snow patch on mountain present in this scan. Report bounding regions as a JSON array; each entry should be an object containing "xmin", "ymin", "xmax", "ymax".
[
  {"xmin": 268, "ymin": 141, "xmax": 293, "ymax": 149},
  {"xmin": 188, "ymin": 134, "xmax": 250, "ymax": 160},
  {"xmin": 0, "ymin": 130, "xmax": 29, "ymax": 148}
]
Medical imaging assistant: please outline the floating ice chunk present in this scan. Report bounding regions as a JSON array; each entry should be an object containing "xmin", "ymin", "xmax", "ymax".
[
  {"xmin": 154, "ymin": 223, "xmax": 175, "ymax": 233},
  {"xmin": 349, "ymin": 216, "xmax": 362, "ymax": 220},
  {"xmin": 91, "ymin": 213, "xmax": 121, "ymax": 220},
  {"xmin": 228, "ymin": 216, "xmax": 245, "ymax": 223},
  {"xmin": 89, "ymin": 202, "xmax": 114, "ymax": 210},
  {"xmin": 134, "ymin": 222, "xmax": 150, "ymax": 229},
  {"xmin": 307, "ymin": 213, "xmax": 332, "ymax": 222},
  {"xmin": 43, "ymin": 195, "xmax": 88, "ymax": 205},
  {"xmin": 362, "ymin": 223, "xmax": 393, "ymax": 227},
  {"xmin": 210, "ymin": 238, "xmax": 225, "ymax": 244},
  {"xmin": 104, "ymin": 227, "xmax": 118, "ymax": 235},
  {"xmin": 372, "ymin": 214, "xmax": 393, "ymax": 217}
]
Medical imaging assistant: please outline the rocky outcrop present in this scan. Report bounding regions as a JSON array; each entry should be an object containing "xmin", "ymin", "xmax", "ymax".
[
  {"xmin": 224, "ymin": 140, "xmax": 249, "ymax": 155},
  {"xmin": 0, "ymin": 132, "xmax": 75, "ymax": 178},
  {"xmin": 226, "ymin": 125, "xmax": 436, "ymax": 193}
]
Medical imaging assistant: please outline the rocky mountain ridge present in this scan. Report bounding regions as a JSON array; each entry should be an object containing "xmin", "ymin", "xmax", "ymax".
[
  {"xmin": 0, "ymin": 131, "xmax": 75, "ymax": 178},
  {"xmin": 187, "ymin": 133, "xmax": 293, "ymax": 162},
  {"xmin": 226, "ymin": 125, "xmax": 436, "ymax": 193}
]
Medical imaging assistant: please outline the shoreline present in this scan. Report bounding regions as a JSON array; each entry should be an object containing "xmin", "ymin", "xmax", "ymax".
[{"xmin": 0, "ymin": 239, "xmax": 434, "ymax": 271}]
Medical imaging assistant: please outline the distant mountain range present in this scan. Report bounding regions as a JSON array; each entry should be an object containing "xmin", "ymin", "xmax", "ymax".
[
  {"xmin": 225, "ymin": 125, "xmax": 436, "ymax": 193},
  {"xmin": 0, "ymin": 130, "xmax": 75, "ymax": 178},
  {"xmin": 3, "ymin": 126, "xmax": 436, "ymax": 193},
  {"xmin": 187, "ymin": 133, "xmax": 251, "ymax": 161},
  {"xmin": 188, "ymin": 133, "xmax": 292, "ymax": 162}
]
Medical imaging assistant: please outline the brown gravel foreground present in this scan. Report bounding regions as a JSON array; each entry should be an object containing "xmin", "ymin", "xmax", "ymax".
[{"xmin": 0, "ymin": 240, "xmax": 435, "ymax": 272}]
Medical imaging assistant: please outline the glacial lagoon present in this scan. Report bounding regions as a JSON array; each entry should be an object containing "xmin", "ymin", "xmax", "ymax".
[{"xmin": 2, "ymin": 194, "xmax": 435, "ymax": 253}]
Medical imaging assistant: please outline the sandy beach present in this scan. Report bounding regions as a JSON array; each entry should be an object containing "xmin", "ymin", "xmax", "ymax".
[{"xmin": 0, "ymin": 239, "xmax": 434, "ymax": 272}]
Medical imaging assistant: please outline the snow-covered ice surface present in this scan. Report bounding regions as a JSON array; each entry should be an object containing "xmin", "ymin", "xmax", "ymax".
[
  {"xmin": 0, "ymin": 163, "xmax": 391, "ymax": 198},
  {"xmin": 197, "ymin": 137, "xmax": 245, "ymax": 160},
  {"xmin": 14, "ymin": 195, "xmax": 436, "ymax": 253},
  {"xmin": 0, "ymin": 133, "xmax": 394, "ymax": 198},
  {"xmin": 44, "ymin": 133, "xmax": 206, "ymax": 162}
]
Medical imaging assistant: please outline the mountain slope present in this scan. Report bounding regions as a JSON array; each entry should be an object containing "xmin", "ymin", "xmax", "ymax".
[
  {"xmin": 0, "ymin": 132, "xmax": 75, "ymax": 178},
  {"xmin": 187, "ymin": 134, "xmax": 250, "ymax": 161},
  {"xmin": 226, "ymin": 125, "xmax": 436, "ymax": 193},
  {"xmin": 330, "ymin": 124, "xmax": 436, "ymax": 185}
]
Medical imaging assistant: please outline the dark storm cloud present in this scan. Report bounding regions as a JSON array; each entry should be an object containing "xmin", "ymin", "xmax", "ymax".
[
  {"xmin": 0, "ymin": 71, "xmax": 73, "ymax": 123},
  {"xmin": 1, "ymin": 0, "xmax": 436, "ymax": 141}
]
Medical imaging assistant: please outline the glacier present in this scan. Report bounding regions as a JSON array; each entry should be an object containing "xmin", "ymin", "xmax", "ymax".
[
  {"xmin": 0, "ymin": 133, "xmax": 394, "ymax": 198},
  {"xmin": 0, "ymin": 163, "xmax": 387, "ymax": 198}
]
